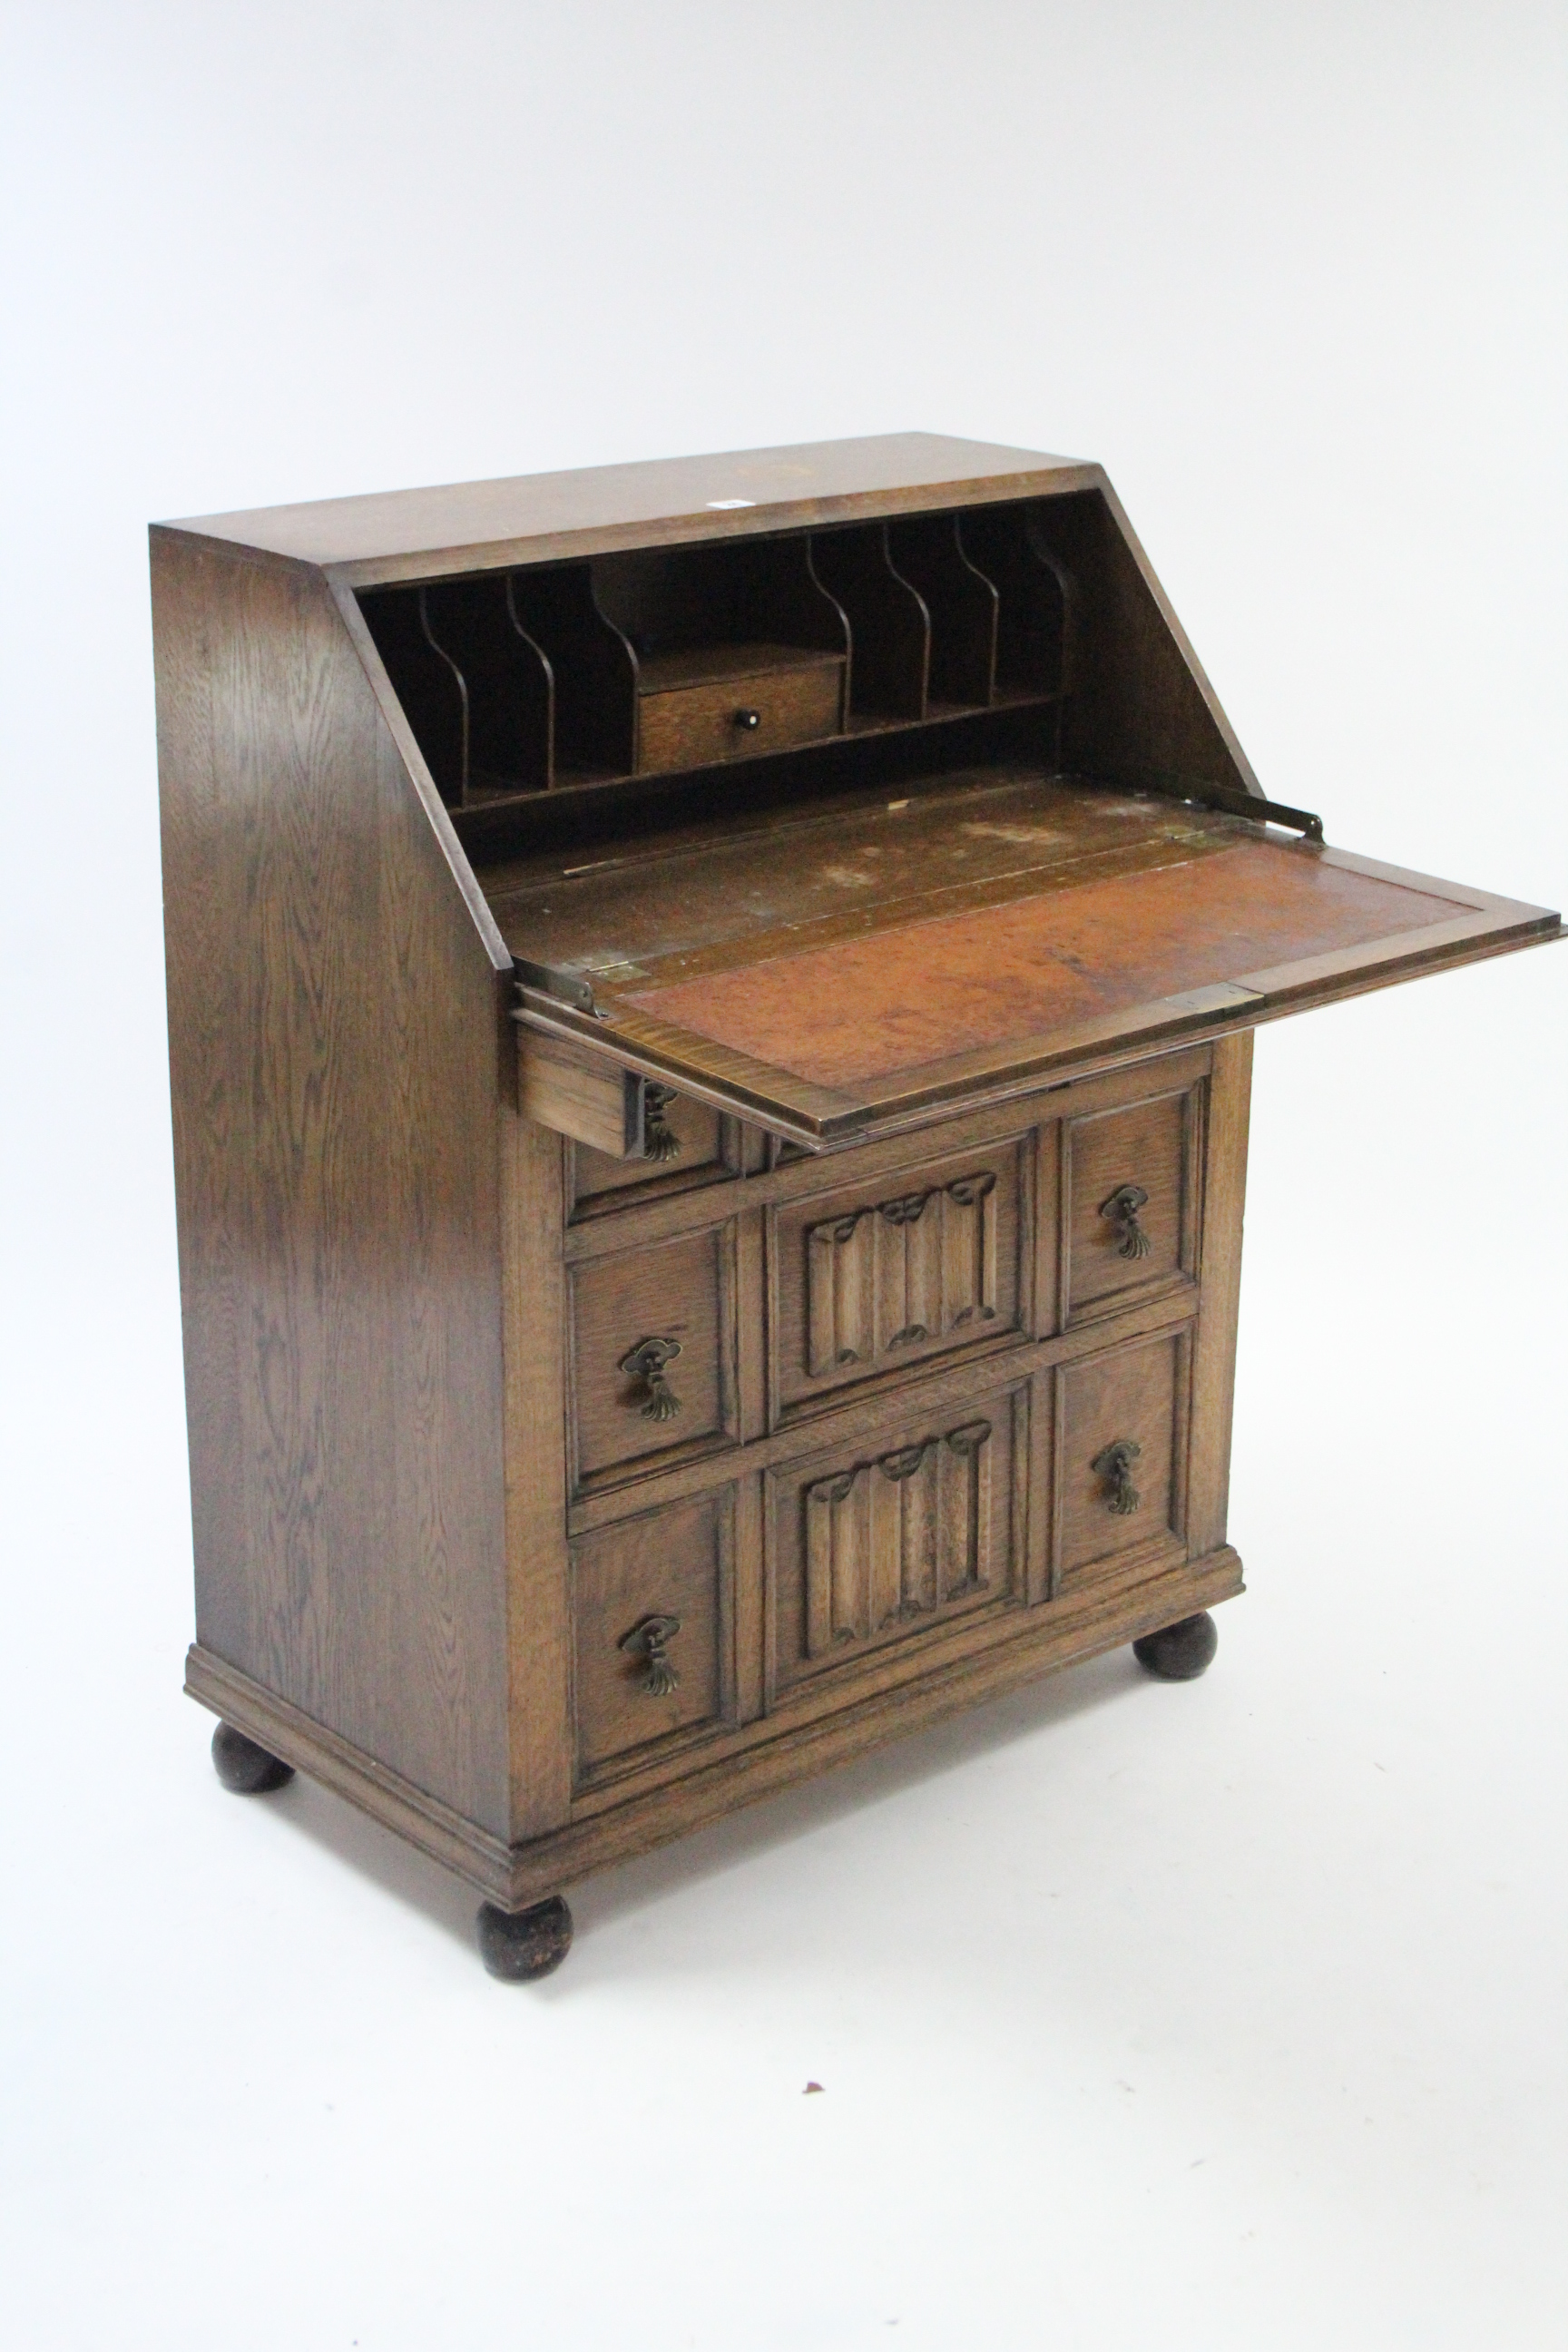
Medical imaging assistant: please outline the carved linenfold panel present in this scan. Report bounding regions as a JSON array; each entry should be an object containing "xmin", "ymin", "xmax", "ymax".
[
  {"xmin": 805, "ymin": 1469, "xmax": 861, "ymax": 1655},
  {"xmin": 943, "ymin": 1419, "xmax": 994, "ymax": 1598},
  {"xmin": 943, "ymin": 1173, "xmax": 997, "ymax": 1332},
  {"xmin": 875, "ymin": 1439, "xmax": 939, "ymax": 1626},
  {"xmin": 877, "ymin": 1189, "xmax": 942, "ymax": 1350},
  {"xmin": 801, "ymin": 1417, "xmax": 996, "ymax": 1666},
  {"xmin": 803, "ymin": 1170, "xmax": 1001, "ymax": 1381},
  {"xmin": 808, "ymin": 1210, "xmax": 875, "ymax": 1375}
]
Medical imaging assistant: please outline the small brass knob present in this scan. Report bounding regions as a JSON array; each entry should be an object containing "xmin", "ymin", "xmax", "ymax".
[{"xmin": 732, "ymin": 707, "xmax": 761, "ymax": 730}]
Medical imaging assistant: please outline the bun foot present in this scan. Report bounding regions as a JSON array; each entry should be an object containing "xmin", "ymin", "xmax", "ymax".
[
  {"xmin": 211, "ymin": 1720, "xmax": 295, "ymax": 1793},
  {"xmin": 1133, "ymin": 1611, "xmax": 1219, "ymax": 1681},
  {"xmin": 477, "ymin": 1895, "xmax": 573, "ymax": 1982}
]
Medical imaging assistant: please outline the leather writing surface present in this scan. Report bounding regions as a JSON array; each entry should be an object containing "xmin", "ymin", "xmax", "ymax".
[{"xmin": 626, "ymin": 842, "xmax": 1465, "ymax": 1091}]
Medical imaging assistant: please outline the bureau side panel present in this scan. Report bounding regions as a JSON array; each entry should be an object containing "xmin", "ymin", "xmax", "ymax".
[
  {"xmin": 153, "ymin": 532, "xmax": 512, "ymax": 1837},
  {"xmin": 1185, "ymin": 1030, "xmax": 1252, "ymax": 1555},
  {"xmin": 1043, "ymin": 486, "xmax": 1261, "ymax": 799}
]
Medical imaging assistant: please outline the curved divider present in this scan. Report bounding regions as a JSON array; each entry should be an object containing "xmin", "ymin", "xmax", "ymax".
[
  {"xmin": 423, "ymin": 575, "xmax": 554, "ymax": 799},
  {"xmin": 508, "ymin": 566, "xmax": 638, "ymax": 783},
  {"xmin": 359, "ymin": 585, "xmax": 469, "ymax": 804},
  {"xmin": 887, "ymin": 514, "xmax": 999, "ymax": 710},
  {"xmin": 808, "ymin": 523, "xmax": 930, "ymax": 721},
  {"xmin": 593, "ymin": 537, "xmax": 848, "ymax": 665},
  {"xmin": 357, "ymin": 506, "xmax": 1079, "ymax": 816},
  {"xmin": 958, "ymin": 504, "xmax": 1074, "ymax": 699},
  {"xmin": 593, "ymin": 538, "xmax": 849, "ymax": 774}
]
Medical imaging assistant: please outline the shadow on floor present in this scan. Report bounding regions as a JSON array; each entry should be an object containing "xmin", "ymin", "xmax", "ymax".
[{"xmin": 261, "ymin": 1640, "xmax": 1152, "ymax": 1973}]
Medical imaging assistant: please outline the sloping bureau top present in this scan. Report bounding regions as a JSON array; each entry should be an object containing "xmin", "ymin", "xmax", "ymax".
[
  {"xmin": 164, "ymin": 431, "xmax": 1096, "ymax": 585},
  {"xmin": 155, "ymin": 431, "xmax": 1562, "ymax": 1150}
]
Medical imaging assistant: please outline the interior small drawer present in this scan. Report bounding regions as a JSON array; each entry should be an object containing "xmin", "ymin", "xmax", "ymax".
[
  {"xmin": 1053, "ymin": 1325, "xmax": 1191, "ymax": 1589},
  {"xmin": 1062, "ymin": 1079, "xmax": 1200, "ymax": 1324},
  {"xmin": 769, "ymin": 1136, "xmax": 1029, "ymax": 1423},
  {"xmin": 637, "ymin": 651, "xmax": 845, "ymax": 774},
  {"xmin": 571, "ymin": 1486, "xmax": 736, "ymax": 1788},
  {"xmin": 567, "ymin": 1224, "xmax": 737, "ymax": 1492}
]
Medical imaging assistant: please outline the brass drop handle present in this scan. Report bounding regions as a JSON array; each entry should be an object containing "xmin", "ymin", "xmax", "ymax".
[
  {"xmin": 620, "ymin": 1336, "xmax": 683, "ymax": 1421},
  {"xmin": 1091, "ymin": 1437, "xmax": 1142, "ymax": 1516},
  {"xmin": 620, "ymin": 1612, "xmax": 682, "ymax": 1697},
  {"xmin": 732, "ymin": 707, "xmax": 761, "ymax": 731},
  {"xmin": 642, "ymin": 1083, "xmax": 681, "ymax": 1162},
  {"xmin": 1100, "ymin": 1183, "xmax": 1152, "ymax": 1260}
]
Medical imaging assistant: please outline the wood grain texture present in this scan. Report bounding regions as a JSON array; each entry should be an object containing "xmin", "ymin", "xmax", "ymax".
[
  {"xmin": 519, "ymin": 1029, "xmax": 642, "ymax": 1156},
  {"xmin": 565, "ymin": 1290, "xmax": 1200, "ymax": 1542},
  {"xmin": 563, "ymin": 1078, "xmax": 1072, "ymax": 1262},
  {"xmin": 1055, "ymin": 1326, "xmax": 1190, "ymax": 1585},
  {"xmin": 502, "ymin": 1109, "xmax": 573, "ymax": 1838},
  {"xmin": 769, "ymin": 1136, "xmax": 1027, "ymax": 1419},
  {"xmin": 638, "ymin": 652, "xmax": 845, "ymax": 773},
  {"xmin": 766, "ymin": 1381, "xmax": 1025, "ymax": 1702},
  {"xmin": 154, "ymin": 533, "xmax": 513, "ymax": 1835},
  {"xmin": 503, "ymin": 760, "xmax": 1556, "ymax": 1143},
  {"xmin": 1185, "ymin": 1031, "xmax": 1252, "ymax": 1558},
  {"xmin": 811, "ymin": 524, "xmax": 930, "ymax": 720},
  {"xmin": 570, "ymin": 1487, "xmax": 736, "ymax": 1787},
  {"xmin": 1034, "ymin": 484, "xmax": 1259, "ymax": 796},
  {"xmin": 567, "ymin": 1222, "xmax": 740, "ymax": 1491},
  {"xmin": 1063, "ymin": 1081, "xmax": 1199, "ymax": 1322},
  {"xmin": 169, "ymin": 432, "xmax": 1094, "ymax": 582},
  {"xmin": 622, "ymin": 841, "xmax": 1488, "ymax": 1091},
  {"xmin": 569, "ymin": 1098, "xmax": 738, "ymax": 1218},
  {"xmin": 188, "ymin": 1537, "xmax": 1246, "ymax": 1907},
  {"xmin": 480, "ymin": 769, "xmax": 1237, "ymax": 985},
  {"xmin": 161, "ymin": 433, "xmax": 1558, "ymax": 1954}
]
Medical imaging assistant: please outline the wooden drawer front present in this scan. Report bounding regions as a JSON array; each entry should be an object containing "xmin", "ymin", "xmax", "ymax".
[
  {"xmin": 768, "ymin": 1382, "xmax": 1025, "ymax": 1698},
  {"xmin": 569, "ymin": 1225, "xmax": 736, "ymax": 1491},
  {"xmin": 572, "ymin": 1488, "xmax": 735, "ymax": 1786},
  {"xmin": 1063, "ymin": 1082, "xmax": 1199, "ymax": 1323},
  {"xmin": 771, "ymin": 1140, "xmax": 1027, "ymax": 1420},
  {"xmin": 638, "ymin": 659, "xmax": 844, "ymax": 774},
  {"xmin": 1054, "ymin": 1328, "xmax": 1190, "ymax": 1587},
  {"xmin": 570, "ymin": 1092, "xmax": 735, "ymax": 1220}
]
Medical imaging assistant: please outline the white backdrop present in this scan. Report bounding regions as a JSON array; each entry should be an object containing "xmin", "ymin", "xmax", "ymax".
[{"xmin": 3, "ymin": 5, "xmax": 1564, "ymax": 2347}]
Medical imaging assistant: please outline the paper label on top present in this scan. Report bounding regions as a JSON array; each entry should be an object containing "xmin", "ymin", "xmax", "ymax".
[{"xmin": 1163, "ymin": 981, "xmax": 1265, "ymax": 1014}]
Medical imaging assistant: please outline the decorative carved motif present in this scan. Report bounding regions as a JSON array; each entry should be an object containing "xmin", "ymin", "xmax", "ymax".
[
  {"xmin": 619, "ymin": 1612, "xmax": 682, "ymax": 1696},
  {"xmin": 1099, "ymin": 1182, "xmax": 1152, "ymax": 1259},
  {"xmin": 642, "ymin": 1083, "xmax": 681, "ymax": 1162},
  {"xmin": 944, "ymin": 1420, "xmax": 994, "ymax": 1595},
  {"xmin": 808, "ymin": 1209, "xmax": 875, "ymax": 1372},
  {"xmin": 1091, "ymin": 1437, "xmax": 1142, "ymax": 1515},
  {"xmin": 806, "ymin": 1171, "xmax": 999, "ymax": 1378},
  {"xmin": 804, "ymin": 1417, "xmax": 995, "ymax": 1661},
  {"xmin": 619, "ymin": 1336, "xmax": 683, "ymax": 1420},
  {"xmin": 879, "ymin": 1189, "xmax": 937, "ymax": 1348}
]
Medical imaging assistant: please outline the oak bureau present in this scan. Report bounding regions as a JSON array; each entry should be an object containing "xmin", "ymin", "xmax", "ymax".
[{"xmin": 152, "ymin": 433, "xmax": 1562, "ymax": 1978}]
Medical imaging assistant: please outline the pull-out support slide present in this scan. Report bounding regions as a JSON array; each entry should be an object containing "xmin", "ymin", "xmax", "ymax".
[{"xmin": 517, "ymin": 1028, "xmax": 646, "ymax": 1159}]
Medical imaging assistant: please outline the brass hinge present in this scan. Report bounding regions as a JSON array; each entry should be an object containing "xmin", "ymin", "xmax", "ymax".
[{"xmin": 513, "ymin": 957, "xmax": 602, "ymax": 1017}]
